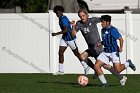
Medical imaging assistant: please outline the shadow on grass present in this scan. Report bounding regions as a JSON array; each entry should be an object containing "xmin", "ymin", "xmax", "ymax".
[{"xmin": 36, "ymin": 81, "xmax": 118, "ymax": 88}]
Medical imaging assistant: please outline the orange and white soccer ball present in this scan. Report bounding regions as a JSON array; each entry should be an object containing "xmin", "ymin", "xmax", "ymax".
[{"xmin": 78, "ymin": 75, "xmax": 88, "ymax": 86}]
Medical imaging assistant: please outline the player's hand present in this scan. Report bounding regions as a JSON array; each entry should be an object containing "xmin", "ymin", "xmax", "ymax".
[
  {"xmin": 71, "ymin": 20, "xmax": 77, "ymax": 37},
  {"xmin": 71, "ymin": 20, "xmax": 75, "ymax": 27},
  {"xmin": 119, "ymin": 48, "xmax": 123, "ymax": 52},
  {"xmin": 52, "ymin": 33, "xmax": 57, "ymax": 36},
  {"xmin": 96, "ymin": 42, "xmax": 102, "ymax": 47}
]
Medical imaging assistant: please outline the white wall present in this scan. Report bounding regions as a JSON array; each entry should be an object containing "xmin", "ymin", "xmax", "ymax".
[
  {"xmin": 0, "ymin": 11, "xmax": 139, "ymax": 74},
  {"xmin": 84, "ymin": 0, "xmax": 139, "ymax": 10},
  {"xmin": 131, "ymin": 14, "xmax": 140, "ymax": 74},
  {"xmin": 0, "ymin": 13, "xmax": 50, "ymax": 73}
]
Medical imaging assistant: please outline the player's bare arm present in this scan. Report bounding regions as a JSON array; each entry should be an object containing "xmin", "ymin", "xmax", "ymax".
[
  {"xmin": 118, "ymin": 37, "xmax": 123, "ymax": 52},
  {"xmin": 52, "ymin": 26, "xmax": 68, "ymax": 36},
  {"xmin": 71, "ymin": 21, "xmax": 77, "ymax": 37}
]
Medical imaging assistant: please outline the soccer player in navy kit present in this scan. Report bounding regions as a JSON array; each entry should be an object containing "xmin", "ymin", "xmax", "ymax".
[
  {"xmin": 72, "ymin": 9, "xmax": 130, "ymax": 87},
  {"xmin": 94, "ymin": 15, "xmax": 136, "ymax": 86},
  {"xmin": 52, "ymin": 6, "xmax": 92, "ymax": 75}
]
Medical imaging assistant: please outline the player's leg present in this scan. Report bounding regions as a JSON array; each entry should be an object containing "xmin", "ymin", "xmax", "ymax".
[
  {"xmin": 103, "ymin": 64, "xmax": 124, "ymax": 80},
  {"xmin": 67, "ymin": 40, "xmax": 90, "ymax": 74},
  {"xmin": 72, "ymin": 49, "xmax": 91, "ymax": 75},
  {"xmin": 58, "ymin": 46, "xmax": 67, "ymax": 70},
  {"xmin": 94, "ymin": 59, "xmax": 109, "ymax": 87},
  {"xmin": 80, "ymin": 51, "xmax": 89, "ymax": 61},
  {"xmin": 112, "ymin": 52, "xmax": 128, "ymax": 73},
  {"xmin": 81, "ymin": 48, "xmax": 98, "ymax": 72},
  {"xmin": 91, "ymin": 50, "xmax": 124, "ymax": 80},
  {"xmin": 81, "ymin": 51, "xmax": 98, "ymax": 71},
  {"xmin": 110, "ymin": 52, "xmax": 126, "ymax": 84},
  {"xmin": 94, "ymin": 60, "xmax": 105, "ymax": 76},
  {"xmin": 83, "ymin": 46, "xmax": 100, "ymax": 77},
  {"xmin": 112, "ymin": 63, "xmax": 128, "ymax": 86},
  {"xmin": 113, "ymin": 62, "xmax": 134, "ymax": 73},
  {"xmin": 94, "ymin": 52, "xmax": 109, "ymax": 87},
  {"xmin": 124, "ymin": 59, "xmax": 136, "ymax": 71},
  {"xmin": 67, "ymin": 39, "xmax": 83, "ymax": 61},
  {"xmin": 110, "ymin": 52, "xmax": 128, "ymax": 85},
  {"xmin": 80, "ymin": 51, "xmax": 93, "ymax": 75},
  {"xmin": 71, "ymin": 46, "xmax": 82, "ymax": 61},
  {"xmin": 113, "ymin": 63, "xmax": 125, "ymax": 73},
  {"xmin": 92, "ymin": 61, "xmax": 125, "ymax": 82},
  {"xmin": 53, "ymin": 39, "xmax": 67, "ymax": 75},
  {"xmin": 111, "ymin": 52, "xmax": 136, "ymax": 72},
  {"xmin": 112, "ymin": 59, "xmax": 136, "ymax": 85},
  {"xmin": 103, "ymin": 60, "xmax": 135, "ymax": 79}
]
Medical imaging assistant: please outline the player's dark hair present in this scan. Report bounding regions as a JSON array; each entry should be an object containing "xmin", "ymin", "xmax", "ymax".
[
  {"xmin": 53, "ymin": 5, "xmax": 64, "ymax": 13},
  {"xmin": 101, "ymin": 15, "xmax": 111, "ymax": 22}
]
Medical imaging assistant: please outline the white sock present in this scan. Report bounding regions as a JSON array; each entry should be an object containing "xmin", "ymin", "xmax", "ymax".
[
  {"xmin": 123, "ymin": 61, "xmax": 129, "ymax": 68},
  {"xmin": 98, "ymin": 74, "xmax": 107, "ymax": 84},
  {"xmin": 81, "ymin": 61, "xmax": 88, "ymax": 69},
  {"xmin": 59, "ymin": 63, "xmax": 64, "ymax": 72}
]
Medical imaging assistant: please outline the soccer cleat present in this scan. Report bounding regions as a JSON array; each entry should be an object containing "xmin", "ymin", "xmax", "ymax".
[
  {"xmin": 53, "ymin": 71, "xmax": 64, "ymax": 75},
  {"xmin": 127, "ymin": 59, "xmax": 136, "ymax": 71},
  {"xmin": 84, "ymin": 66, "xmax": 90, "ymax": 75},
  {"xmin": 120, "ymin": 76, "xmax": 127, "ymax": 86},
  {"xmin": 102, "ymin": 83, "xmax": 110, "ymax": 88}
]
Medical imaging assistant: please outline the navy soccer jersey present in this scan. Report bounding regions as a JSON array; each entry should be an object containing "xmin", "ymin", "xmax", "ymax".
[
  {"xmin": 101, "ymin": 26, "xmax": 122, "ymax": 53},
  {"xmin": 59, "ymin": 15, "xmax": 76, "ymax": 41}
]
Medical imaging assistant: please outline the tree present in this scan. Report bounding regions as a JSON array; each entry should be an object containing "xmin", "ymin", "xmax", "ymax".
[
  {"xmin": 15, "ymin": 0, "xmax": 48, "ymax": 13},
  {"xmin": 48, "ymin": 0, "xmax": 80, "ymax": 13},
  {"xmin": 0, "ymin": 0, "xmax": 14, "ymax": 8}
]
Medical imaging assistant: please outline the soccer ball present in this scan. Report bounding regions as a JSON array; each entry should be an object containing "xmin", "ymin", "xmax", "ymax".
[{"xmin": 78, "ymin": 75, "xmax": 88, "ymax": 86}]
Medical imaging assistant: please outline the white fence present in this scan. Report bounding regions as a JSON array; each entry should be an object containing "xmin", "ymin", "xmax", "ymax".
[
  {"xmin": 84, "ymin": 0, "xmax": 139, "ymax": 10},
  {"xmin": 0, "ymin": 11, "xmax": 139, "ymax": 74}
]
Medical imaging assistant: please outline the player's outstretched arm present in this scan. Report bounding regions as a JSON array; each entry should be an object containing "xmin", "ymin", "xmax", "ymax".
[{"xmin": 52, "ymin": 26, "xmax": 68, "ymax": 36}]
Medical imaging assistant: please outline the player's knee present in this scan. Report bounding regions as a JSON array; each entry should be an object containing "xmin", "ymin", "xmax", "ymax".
[
  {"xmin": 94, "ymin": 65, "xmax": 100, "ymax": 71},
  {"xmin": 115, "ymin": 68, "xmax": 121, "ymax": 73},
  {"xmin": 80, "ymin": 51, "xmax": 88, "ymax": 61},
  {"xmin": 80, "ymin": 55, "xmax": 86, "ymax": 61}
]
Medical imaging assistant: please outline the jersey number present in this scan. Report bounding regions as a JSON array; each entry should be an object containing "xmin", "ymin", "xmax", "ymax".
[{"xmin": 84, "ymin": 28, "xmax": 90, "ymax": 33}]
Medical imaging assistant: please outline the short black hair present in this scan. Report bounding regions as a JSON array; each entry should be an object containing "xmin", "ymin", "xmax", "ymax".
[
  {"xmin": 53, "ymin": 5, "xmax": 64, "ymax": 13},
  {"xmin": 101, "ymin": 15, "xmax": 111, "ymax": 22}
]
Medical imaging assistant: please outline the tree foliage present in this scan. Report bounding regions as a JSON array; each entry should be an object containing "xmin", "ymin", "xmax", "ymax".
[
  {"xmin": 0, "ymin": 0, "xmax": 14, "ymax": 8},
  {"xmin": 49, "ymin": 0, "xmax": 80, "ymax": 13},
  {"xmin": 0, "ymin": 0, "xmax": 80, "ymax": 13},
  {"xmin": 15, "ymin": 0, "xmax": 48, "ymax": 13},
  {"xmin": 0, "ymin": 0, "xmax": 49, "ymax": 13}
]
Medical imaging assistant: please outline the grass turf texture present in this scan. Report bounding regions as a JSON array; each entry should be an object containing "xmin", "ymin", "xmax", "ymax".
[{"xmin": 0, "ymin": 74, "xmax": 139, "ymax": 93}]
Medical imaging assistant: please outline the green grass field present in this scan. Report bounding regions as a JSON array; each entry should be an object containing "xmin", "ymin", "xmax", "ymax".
[{"xmin": 0, "ymin": 74, "xmax": 140, "ymax": 93}]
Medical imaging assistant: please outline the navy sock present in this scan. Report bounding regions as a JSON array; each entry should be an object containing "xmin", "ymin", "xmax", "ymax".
[
  {"xmin": 109, "ymin": 66, "xmax": 123, "ymax": 79},
  {"xmin": 86, "ymin": 58, "xmax": 95, "ymax": 70}
]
